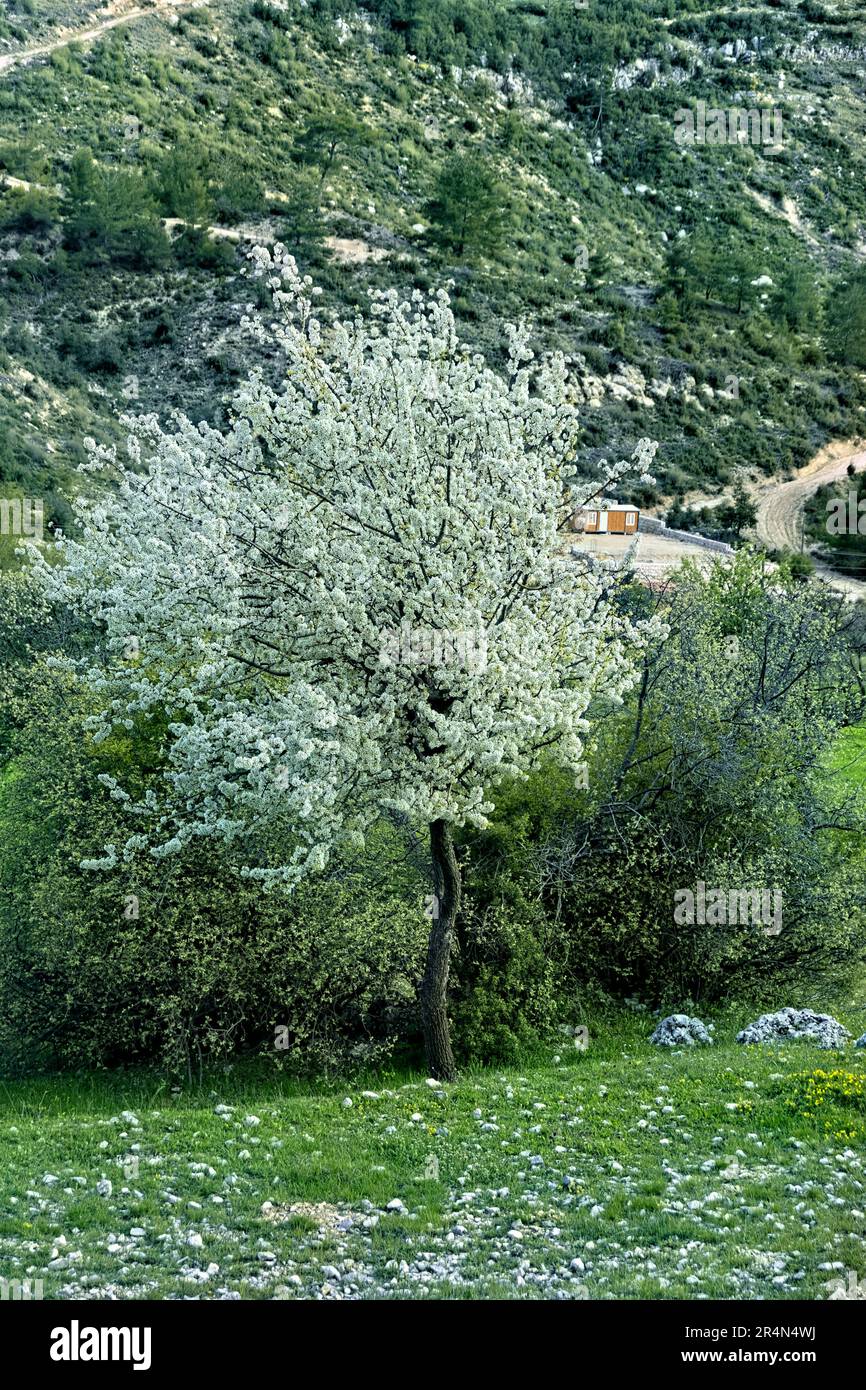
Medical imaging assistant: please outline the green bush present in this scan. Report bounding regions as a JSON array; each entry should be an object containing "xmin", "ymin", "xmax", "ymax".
[
  {"xmin": 0, "ymin": 665, "xmax": 427, "ymax": 1079},
  {"xmin": 0, "ymin": 189, "xmax": 57, "ymax": 234},
  {"xmin": 461, "ymin": 554, "xmax": 866, "ymax": 1010},
  {"xmin": 451, "ymin": 894, "xmax": 564, "ymax": 1063}
]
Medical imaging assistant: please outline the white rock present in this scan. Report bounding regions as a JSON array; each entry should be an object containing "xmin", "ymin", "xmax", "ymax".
[
  {"xmin": 650, "ymin": 1015, "xmax": 712, "ymax": 1047},
  {"xmin": 737, "ymin": 1008, "xmax": 849, "ymax": 1049}
]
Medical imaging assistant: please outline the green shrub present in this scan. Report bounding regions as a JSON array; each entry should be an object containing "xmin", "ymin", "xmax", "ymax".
[
  {"xmin": 452, "ymin": 895, "xmax": 564, "ymax": 1063},
  {"xmin": 0, "ymin": 189, "xmax": 58, "ymax": 234},
  {"xmin": 0, "ymin": 665, "xmax": 427, "ymax": 1078},
  {"xmin": 462, "ymin": 555, "xmax": 866, "ymax": 1009}
]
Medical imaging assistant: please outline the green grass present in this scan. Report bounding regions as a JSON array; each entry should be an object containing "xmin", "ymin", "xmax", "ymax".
[
  {"xmin": 831, "ymin": 724, "xmax": 866, "ymax": 791},
  {"xmin": 2, "ymin": 1009, "xmax": 866, "ymax": 1300}
]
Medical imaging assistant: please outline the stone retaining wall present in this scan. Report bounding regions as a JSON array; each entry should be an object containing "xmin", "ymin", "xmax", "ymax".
[{"xmin": 638, "ymin": 515, "xmax": 734, "ymax": 555}]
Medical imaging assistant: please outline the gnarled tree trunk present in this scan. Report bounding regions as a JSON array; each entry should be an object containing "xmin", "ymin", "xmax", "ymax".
[{"xmin": 420, "ymin": 818, "xmax": 460, "ymax": 1081}]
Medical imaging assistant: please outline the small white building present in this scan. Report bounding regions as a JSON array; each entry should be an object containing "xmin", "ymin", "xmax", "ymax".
[{"xmin": 574, "ymin": 503, "xmax": 640, "ymax": 536}]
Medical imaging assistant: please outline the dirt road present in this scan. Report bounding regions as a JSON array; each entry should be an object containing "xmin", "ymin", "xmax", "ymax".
[
  {"xmin": 0, "ymin": 1, "xmax": 206, "ymax": 76},
  {"xmin": 577, "ymin": 441, "xmax": 866, "ymax": 598},
  {"xmin": 753, "ymin": 439, "xmax": 866, "ymax": 598}
]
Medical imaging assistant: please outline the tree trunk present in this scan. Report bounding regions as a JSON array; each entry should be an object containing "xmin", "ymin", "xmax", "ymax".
[{"xmin": 420, "ymin": 818, "xmax": 460, "ymax": 1081}]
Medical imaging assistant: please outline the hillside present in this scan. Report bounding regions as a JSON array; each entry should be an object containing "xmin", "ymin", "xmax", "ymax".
[{"xmin": 2, "ymin": 0, "xmax": 866, "ymax": 558}]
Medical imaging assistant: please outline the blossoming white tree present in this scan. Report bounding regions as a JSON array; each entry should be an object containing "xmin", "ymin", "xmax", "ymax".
[{"xmin": 43, "ymin": 247, "xmax": 657, "ymax": 1079}]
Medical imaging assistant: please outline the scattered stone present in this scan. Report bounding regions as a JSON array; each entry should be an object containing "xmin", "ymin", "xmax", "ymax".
[{"xmin": 262, "ymin": 1201, "xmax": 366, "ymax": 1232}]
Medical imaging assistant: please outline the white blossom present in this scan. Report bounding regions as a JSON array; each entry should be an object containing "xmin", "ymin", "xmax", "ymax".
[{"xmin": 37, "ymin": 254, "xmax": 659, "ymax": 884}]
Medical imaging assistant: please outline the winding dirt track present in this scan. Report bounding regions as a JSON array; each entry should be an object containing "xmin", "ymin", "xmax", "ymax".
[
  {"xmin": 0, "ymin": 1, "xmax": 206, "ymax": 76},
  {"xmin": 754, "ymin": 440, "xmax": 866, "ymax": 599}
]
